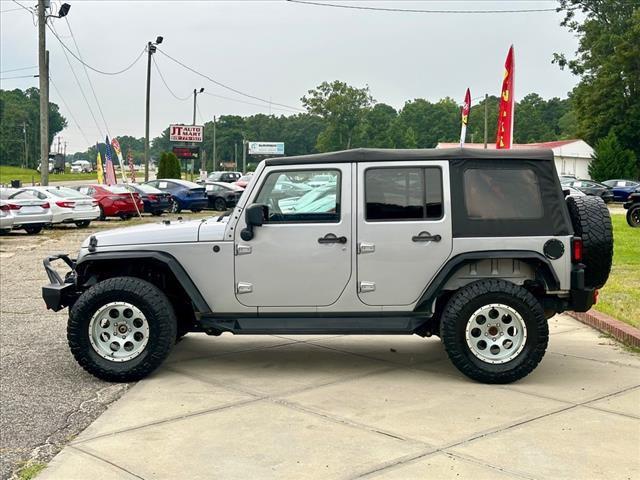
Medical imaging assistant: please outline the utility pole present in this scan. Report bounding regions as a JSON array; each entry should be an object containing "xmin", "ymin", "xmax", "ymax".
[
  {"xmin": 242, "ymin": 140, "xmax": 247, "ymax": 174},
  {"xmin": 37, "ymin": 2, "xmax": 70, "ymax": 184},
  {"xmin": 212, "ymin": 115, "xmax": 216, "ymax": 172},
  {"xmin": 234, "ymin": 143, "xmax": 237, "ymax": 171},
  {"xmin": 484, "ymin": 93, "xmax": 488, "ymax": 149},
  {"xmin": 144, "ymin": 36, "xmax": 163, "ymax": 182},
  {"xmin": 38, "ymin": 0, "xmax": 49, "ymax": 185},
  {"xmin": 22, "ymin": 122, "xmax": 28, "ymax": 169},
  {"xmin": 192, "ymin": 88, "xmax": 204, "ymax": 125}
]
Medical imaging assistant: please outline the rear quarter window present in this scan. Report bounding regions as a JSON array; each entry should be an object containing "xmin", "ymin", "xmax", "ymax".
[{"xmin": 463, "ymin": 168, "xmax": 543, "ymax": 220}]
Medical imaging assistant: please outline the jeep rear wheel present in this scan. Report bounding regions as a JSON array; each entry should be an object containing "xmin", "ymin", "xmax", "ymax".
[
  {"xmin": 566, "ymin": 195, "xmax": 613, "ymax": 289},
  {"xmin": 68, "ymin": 276, "xmax": 177, "ymax": 382},
  {"xmin": 440, "ymin": 280, "xmax": 548, "ymax": 384}
]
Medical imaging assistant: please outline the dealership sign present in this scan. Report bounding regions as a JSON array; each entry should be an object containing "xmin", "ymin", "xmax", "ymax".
[
  {"xmin": 248, "ymin": 142, "xmax": 284, "ymax": 155},
  {"xmin": 170, "ymin": 125, "xmax": 203, "ymax": 142}
]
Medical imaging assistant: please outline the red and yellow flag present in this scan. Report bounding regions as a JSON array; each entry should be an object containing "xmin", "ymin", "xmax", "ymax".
[
  {"xmin": 496, "ymin": 45, "xmax": 515, "ymax": 149},
  {"xmin": 460, "ymin": 88, "xmax": 471, "ymax": 147}
]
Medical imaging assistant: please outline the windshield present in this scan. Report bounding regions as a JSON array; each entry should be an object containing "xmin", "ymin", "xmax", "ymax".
[
  {"xmin": 46, "ymin": 187, "xmax": 85, "ymax": 198},
  {"xmin": 132, "ymin": 184, "xmax": 162, "ymax": 194}
]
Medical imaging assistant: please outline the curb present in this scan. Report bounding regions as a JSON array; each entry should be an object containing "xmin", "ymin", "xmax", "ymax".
[{"xmin": 567, "ymin": 309, "xmax": 640, "ymax": 348}]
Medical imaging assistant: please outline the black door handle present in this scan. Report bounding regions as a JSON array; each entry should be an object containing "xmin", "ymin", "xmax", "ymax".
[
  {"xmin": 318, "ymin": 233, "xmax": 347, "ymax": 244},
  {"xmin": 412, "ymin": 231, "xmax": 442, "ymax": 242}
]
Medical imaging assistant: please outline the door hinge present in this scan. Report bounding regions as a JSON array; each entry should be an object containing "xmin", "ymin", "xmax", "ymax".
[
  {"xmin": 236, "ymin": 282, "xmax": 253, "ymax": 294},
  {"xmin": 358, "ymin": 242, "xmax": 375, "ymax": 254},
  {"xmin": 359, "ymin": 281, "xmax": 376, "ymax": 293},
  {"xmin": 235, "ymin": 244, "xmax": 252, "ymax": 256}
]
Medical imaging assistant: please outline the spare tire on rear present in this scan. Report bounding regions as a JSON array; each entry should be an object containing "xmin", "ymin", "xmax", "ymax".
[{"xmin": 566, "ymin": 195, "xmax": 613, "ymax": 289}]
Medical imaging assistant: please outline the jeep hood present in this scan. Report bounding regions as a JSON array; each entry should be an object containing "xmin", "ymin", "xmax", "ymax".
[{"xmin": 81, "ymin": 217, "xmax": 227, "ymax": 247}]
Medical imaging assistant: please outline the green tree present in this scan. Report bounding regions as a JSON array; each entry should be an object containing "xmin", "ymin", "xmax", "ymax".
[
  {"xmin": 555, "ymin": 0, "xmax": 640, "ymax": 171},
  {"xmin": 301, "ymin": 80, "xmax": 373, "ymax": 151},
  {"xmin": 168, "ymin": 152, "xmax": 181, "ymax": 179},
  {"xmin": 588, "ymin": 132, "xmax": 637, "ymax": 181},
  {"xmin": 0, "ymin": 87, "xmax": 67, "ymax": 167},
  {"xmin": 157, "ymin": 151, "xmax": 169, "ymax": 178}
]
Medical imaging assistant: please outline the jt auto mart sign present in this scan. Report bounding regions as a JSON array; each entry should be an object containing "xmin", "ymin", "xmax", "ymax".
[{"xmin": 170, "ymin": 125, "xmax": 203, "ymax": 143}]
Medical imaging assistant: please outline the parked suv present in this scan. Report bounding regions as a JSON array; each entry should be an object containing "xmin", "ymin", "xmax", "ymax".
[{"xmin": 42, "ymin": 148, "xmax": 613, "ymax": 384}]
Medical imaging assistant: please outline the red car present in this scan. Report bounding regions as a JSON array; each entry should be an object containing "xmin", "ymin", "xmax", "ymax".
[
  {"xmin": 75, "ymin": 184, "xmax": 143, "ymax": 220},
  {"xmin": 234, "ymin": 174, "xmax": 253, "ymax": 189}
]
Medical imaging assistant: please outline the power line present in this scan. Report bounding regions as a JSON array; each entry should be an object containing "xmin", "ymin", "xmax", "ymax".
[
  {"xmin": 47, "ymin": 24, "xmax": 146, "ymax": 76},
  {"xmin": 50, "ymin": 23, "xmax": 104, "ymax": 139},
  {"xmin": 1, "ymin": 7, "xmax": 27, "ymax": 13},
  {"xmin": 0, "ymin": 66, "xmax": 38, "ymax": 74},
  {"xmin": 152, "ymin": 56, "xmax": 192, "ymax": 101},
  {"xmin": 156, "ymin": 48, "xmax": 306, "ymax": 112},
  {"xmin": 286, "ymin": 0, "xmax": 559, "ymax": 13},
  {"xmin": 64, "ymin": 17, "xmax": 110, "ymax": 136},
  {"xmin": 0, "ymin": 74, "xmax": 38, "ymax": 80},
  {"xmin": 202, "ymin": 91, "xmax": 302, "ymax": 113},
  {"xmin": 9, "ymin": 0, "xmax": 33, "ymax": 14},
  {"xmin": 50, "ymin": 75, "xmax": 91, "ymax": 147}
]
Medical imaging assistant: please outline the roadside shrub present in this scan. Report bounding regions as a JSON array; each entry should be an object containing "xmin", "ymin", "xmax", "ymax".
[
  {"xmin": 589, "ymin": 132, "xmax": 637, "ymax": 181},
  {"xmin": 157, "ymin": 152, "xmax": 169, "ymax": 179},
  {"xmin": 167, "ymin": 152, "xmax": 181, "ymax": 179}
]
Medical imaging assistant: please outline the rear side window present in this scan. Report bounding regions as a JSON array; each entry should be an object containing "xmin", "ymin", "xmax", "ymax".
[
  {"xmin": 365, "ymin": 167, "xmax": 443, "ymax": 221},
  {"xmin": 463, "ymin": 168, "xmax": 542, "ymax": 220}
]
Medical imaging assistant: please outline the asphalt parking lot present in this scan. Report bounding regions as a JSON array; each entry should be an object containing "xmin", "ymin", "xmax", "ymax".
[
  {"xmin": 0, "ymin": 214, "xmax": 205, "ymax": 480},
  {"xmin": 1, "ymin": 213, "xmax": 639, "ymax": 480}
]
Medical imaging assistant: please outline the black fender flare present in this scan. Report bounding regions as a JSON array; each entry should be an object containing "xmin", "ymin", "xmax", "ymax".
[
  {"xmin": 414, "ymin": 250, "xmax": 560, "ymax": 314},
  {"xmin": 75, "ymin": 251, "xmax": 211, "ymax": 314}
]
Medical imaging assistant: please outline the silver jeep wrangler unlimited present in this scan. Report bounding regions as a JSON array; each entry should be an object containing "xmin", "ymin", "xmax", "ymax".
[{"xmin": 43, "ymin": 148, "xmax": 613, "ymax": 384}]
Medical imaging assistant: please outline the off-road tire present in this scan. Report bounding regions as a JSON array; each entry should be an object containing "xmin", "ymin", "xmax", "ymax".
[
  {"xmin": 566, "ymin": 195, "xmax": 613, "ymax": 289},
  {"xmin": 627, "ymin": 205, "xmax": 640, "ymax": 228},
  {"xmin": 440, "ymin": 279, "xmax": 548, "ymax": 384},
  {"xmin": 75, "ymin": 220, "xmax": 91, "ymax": 228},
  {"xmin": 68, "ymin": 276, "xmax": 177, "ymax": 382},
  {"xmin": 24, "ymin": 225, "xmax": 43, "ymax": 235}
]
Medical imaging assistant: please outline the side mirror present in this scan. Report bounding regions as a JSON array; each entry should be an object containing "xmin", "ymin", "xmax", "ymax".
[{"xmin": 240, "ymin": 204, "xmax": 268, "ymax": 241}]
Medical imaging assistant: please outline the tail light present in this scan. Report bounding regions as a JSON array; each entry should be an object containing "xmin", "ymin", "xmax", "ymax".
[
  {"xmin": 56, "ymin": 201, "xmax": 75, "ymax": 208},
  {"xmin": 148, "ymin": 195, "xmax": 158, "ymax": 201},
  {"xmin": 41, "ymin": 202, "xmax": 50, "ymax": 209},
  {"xmin": 571, "ymin": 237, "xmax": 583, "ymax": 263},
  {"xmin": 0, "ymin": 203, "xmax": 22, "ymax": 211}
]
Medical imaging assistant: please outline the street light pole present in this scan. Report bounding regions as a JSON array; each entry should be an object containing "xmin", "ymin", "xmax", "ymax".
[
  {"xmin": 38, "ymin": 0, "xmax": 49, "ymax": 185},
  {"xmin": 144, "ymin": 36, "xmax": 163, "ymax": 182},
  {"xmin": 37, "ymin": 2, "xmax": 70, "ymax": 185}
]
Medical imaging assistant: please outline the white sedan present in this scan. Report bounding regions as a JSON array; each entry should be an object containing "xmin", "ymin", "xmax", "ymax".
[
  {"xmin": 0, "ymin": 188, "xmax": 53, "ymax": 234},
  {"xmin": 19, "ymin": 186, "xmax": 100, "ymax": 228}
]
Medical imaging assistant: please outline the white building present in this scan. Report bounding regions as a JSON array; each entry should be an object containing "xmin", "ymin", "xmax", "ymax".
[{"xmin": 437, "ymin": 139, "xmax": 594, "ymax": 179}]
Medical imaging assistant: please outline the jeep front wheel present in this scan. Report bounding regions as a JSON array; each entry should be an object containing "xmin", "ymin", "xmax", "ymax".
[
  {"xmin": 68, "ymin": 276, "xmax": 177, "ymax": 382},
  {"xmin": 440, "ymin": 280, "xmax": 548, "ymax": 384}
]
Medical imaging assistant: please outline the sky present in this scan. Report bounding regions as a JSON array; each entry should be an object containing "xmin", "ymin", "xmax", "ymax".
[{"xmin": 0, "ymin": 0, "xmax": 581, "ymax": 154}]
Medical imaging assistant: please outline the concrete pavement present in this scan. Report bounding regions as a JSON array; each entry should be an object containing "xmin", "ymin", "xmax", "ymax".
[{"xmin": 39, "ymin": 315, "xmax": 640, "ymax": 480}]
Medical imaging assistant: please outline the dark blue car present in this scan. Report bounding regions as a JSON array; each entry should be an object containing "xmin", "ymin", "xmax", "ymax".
[
  {"xmin": 602, "ymin": 179, "xmax": 640, "ymax": 202},
  {"xmin": 145, "ymin": 179, "xmax": 208, "ymax": 213}
]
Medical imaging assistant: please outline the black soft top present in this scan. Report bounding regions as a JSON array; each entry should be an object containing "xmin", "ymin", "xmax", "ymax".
[{"xmin": 264, "ymin": 147, "xmax": 554, "ymax": 166}]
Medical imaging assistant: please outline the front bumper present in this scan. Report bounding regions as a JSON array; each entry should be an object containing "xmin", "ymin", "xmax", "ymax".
[{"xmin": 42, "ymin": 254, "xmax": 79, "ymax": 311}]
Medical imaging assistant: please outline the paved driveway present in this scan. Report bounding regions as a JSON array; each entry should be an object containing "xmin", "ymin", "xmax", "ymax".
[{"xmin": 40, "ymin": 315, "xmax": 639, "ymax": 480}]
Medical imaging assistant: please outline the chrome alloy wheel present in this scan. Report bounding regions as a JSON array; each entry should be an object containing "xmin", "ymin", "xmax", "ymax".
[
  {"xmin": 88, "ymin": 302, "xmax": 150, "ymax": 362},
  {"xmin": 464, "ymin": 303, "xmax": 527, "ymax": 364}
]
